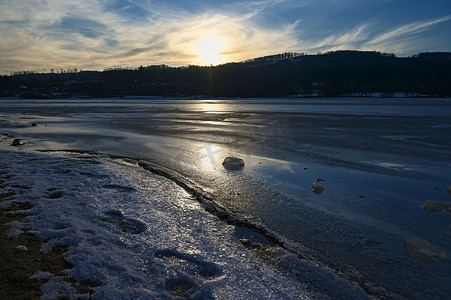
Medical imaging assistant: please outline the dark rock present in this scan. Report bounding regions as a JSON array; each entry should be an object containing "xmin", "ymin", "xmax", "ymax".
[
  {"xmin": 10, "ymin": 139, "xmax": 23, "ymax": 146},
  {"xmin": 447, "ymin": 185, "xmax": 451, "ymax": 197},
  {"xmin": 31, "ymin": 123, "xmax": 37, "ymax": 126},
  {"xmin": 444, "ymin": 202, "xmax": 451, "ymax": 213},
  {"xmin": 423, "ymin": 200, "xmax": 444, "ymax": 212},
  {"xmin": 222, "ymin": 156, "xmax": 244, "ymax": 170},
  {"xmin": 240, "ymin": 238, "xmax": 251, "ymax": 246},
  {"xmin": 311, "ymin": 180, "xmax": 324, "ymax": 195}
]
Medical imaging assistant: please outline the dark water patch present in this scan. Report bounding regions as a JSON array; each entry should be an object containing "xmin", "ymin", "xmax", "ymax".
[{"xmin": 236, "ymin": 226, "xmax": 272, "ymax": 248}]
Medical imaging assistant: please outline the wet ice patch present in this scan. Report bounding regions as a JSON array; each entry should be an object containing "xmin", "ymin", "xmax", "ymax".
[
  {"xmin": 364, "ymin": 161, "xmax": 417, "ymax": 171},
  {"xmin": 403, "ymin": 236, "xmax": 447, "ymax": 260}
]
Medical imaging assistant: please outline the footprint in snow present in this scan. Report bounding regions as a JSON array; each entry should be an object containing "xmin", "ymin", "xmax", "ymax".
[
  {"xmin": 155, "ymin": 249, "xmax": 222, "ymax": 279},
  {"xmin": 78, "ymin": 171, "xmax": 109, "ymax": 179},
  {"xmin": 43, "ymin": 188, "xmax": 65, "ymax": 199},
  {"xmin": 51, "ymin": 168, "xmax": 72, "ymax": 174},
  {"xmin": 165, "ymin": 275, "xmax": 213, "ymax": 299},
  {"xmin": 101, "ymin": 209, "xmax": 146, "ymax": 234},
  {"xmin": 102, "ymin": 184, "xmax": 136, "ymax": 192}
]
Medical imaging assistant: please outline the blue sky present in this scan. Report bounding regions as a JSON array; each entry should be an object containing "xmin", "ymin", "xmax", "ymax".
[{"xmin": 0, "ymin": 0, "xmax": 450, "ymax": 74}]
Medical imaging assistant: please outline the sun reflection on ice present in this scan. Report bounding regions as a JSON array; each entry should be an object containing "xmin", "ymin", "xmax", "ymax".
[
  {"xmin": 194, "ymin": 100, "xmax": 229, "ymax": 114},
  {"xmin": 200, "ymin": 144, "xmax": 224, "ymax": 170}
]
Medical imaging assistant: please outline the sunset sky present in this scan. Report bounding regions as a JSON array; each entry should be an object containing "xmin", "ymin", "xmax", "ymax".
[{"xmin": 1, "ymin": 0, "xmax": 450, "ymax": 75}]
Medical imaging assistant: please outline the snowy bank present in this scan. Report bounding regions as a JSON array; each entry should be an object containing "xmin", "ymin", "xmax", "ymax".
[{"xmin": 0, "ymin": 149, "xmax": 371, "ymax": 299}]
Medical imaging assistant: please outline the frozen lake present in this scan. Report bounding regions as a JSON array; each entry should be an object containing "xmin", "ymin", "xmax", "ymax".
[{"xmin": 1, "ymin": 98, "xmax": 451, "ymax": 298}]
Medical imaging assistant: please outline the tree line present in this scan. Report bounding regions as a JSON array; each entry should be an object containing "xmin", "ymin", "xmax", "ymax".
[{"xmin": 1, "ymin": 50, "xmax": 450, "ymax": 98}]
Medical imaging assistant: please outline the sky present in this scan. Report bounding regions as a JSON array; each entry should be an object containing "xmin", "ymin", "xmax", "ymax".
[{"xmin": 0, "ymin": 0, "xmax": 450, "ymax": 74}]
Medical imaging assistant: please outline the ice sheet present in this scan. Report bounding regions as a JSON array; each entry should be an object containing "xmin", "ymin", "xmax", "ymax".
[{"xmin": 1, "ymin": 97, "xmax": 451, "ymax": 298}]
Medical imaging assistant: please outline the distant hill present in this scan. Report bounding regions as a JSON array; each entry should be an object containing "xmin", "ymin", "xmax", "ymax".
[{"xmin": 1, "ymin": 50, "xmax": 450, "ymax": 98}]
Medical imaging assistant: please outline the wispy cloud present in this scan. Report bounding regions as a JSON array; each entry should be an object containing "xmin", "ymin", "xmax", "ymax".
[
  {"xmin": 0, "ymin": 0, "xmax": 304, "ymax": 73},
  {"xmin": 299, "ymin": 14, "xmax": 451, "ymax": 55},
  {"xmin": 0, "ymin": 1, "xmax": 450, "ymax": 74},
  {"xmin": 305, "ymin": 23, "xmax": 371, "ymax": 52},
  {"xmin": 368, "ymin": 15, "xmax": 451, "ymax": 45}
]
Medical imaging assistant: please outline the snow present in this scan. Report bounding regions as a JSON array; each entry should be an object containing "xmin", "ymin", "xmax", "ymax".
[
  {"xmin": 15, "ymin": 245, "xmax": 28, "ymax": 252},
  {"xmin": 30, "ymin": 271, "xmax": 52, "ymax": 280},
  {"xmin": 0, "ymin": 149, "xmax": 370, "ymax": 299}
]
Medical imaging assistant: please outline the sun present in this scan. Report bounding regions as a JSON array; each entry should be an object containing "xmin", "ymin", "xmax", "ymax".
[{"xmin": 195, "ymin": 36, "xmax": 225, "ymax": 66}]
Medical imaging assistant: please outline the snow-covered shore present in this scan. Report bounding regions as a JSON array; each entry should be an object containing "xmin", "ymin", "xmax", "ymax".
[{"xmin": 0, "ymin": 149, "xmax": 371, "ymax": 299}]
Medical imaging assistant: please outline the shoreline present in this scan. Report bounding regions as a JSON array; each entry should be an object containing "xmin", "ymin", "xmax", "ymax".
[
  {"xmin": 1, "ymin": 96, "xmax": 450, "ymax": 101},
  {"xmin": 0, "ymin": 148, "xmax": 375, "ymax": 299}
]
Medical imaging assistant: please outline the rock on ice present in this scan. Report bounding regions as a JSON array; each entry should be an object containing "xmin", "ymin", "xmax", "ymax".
[
  {"xmin": 311, "ymin": 180, "xmax": 324, "ymax": 195},
  {"xmin": 447, "ymin": 185, "xmax": 451, "ymax": 197},
  {"xmin": 222, "ymin": 157, "xmax": 245, "ymax": 169},
  {"xmin": 423, "ymin": 200, "xmax": 444, "ymax": 212},
  {"xmin": 10, "ymin": 139, "xmax": 23, "ymax": 146},
  {"xmin": 403, "ymin": 236, "xmax": 447, "ymax": 260}
]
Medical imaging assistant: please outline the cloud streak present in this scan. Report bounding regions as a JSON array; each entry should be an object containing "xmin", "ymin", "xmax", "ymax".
[
  {"xmin": 0, "ymin": 0, "xmax": 450, "ymax": 74},
  {"xmin": 368, "ymin": 15, "xmax": 451, "ymax": 45}
]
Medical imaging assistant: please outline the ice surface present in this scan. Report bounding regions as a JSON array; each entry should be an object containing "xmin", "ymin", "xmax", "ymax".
[
  {"xmin": 1, "ymin": 98, "xmax": 451, "ymax": 298},
  {"xmin": 0, "ymin": 149, "xmax": 370, "ymax": 299}
]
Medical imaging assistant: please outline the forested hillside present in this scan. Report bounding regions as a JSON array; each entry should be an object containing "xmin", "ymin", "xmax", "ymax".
[{"xmin": 1, "ymin": 51, "xmax": 450, "ymax": 98}]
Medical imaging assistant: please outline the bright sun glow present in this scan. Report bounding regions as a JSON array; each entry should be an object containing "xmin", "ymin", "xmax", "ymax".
[{"xmin": 195, "ymin": 36, "xmax": 225, "ymax": 65}]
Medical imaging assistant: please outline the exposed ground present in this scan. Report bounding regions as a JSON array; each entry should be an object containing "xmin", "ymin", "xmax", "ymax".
[{"xmin": 0, "ymin": 172, "xmax": 95, "ymax": 299}]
